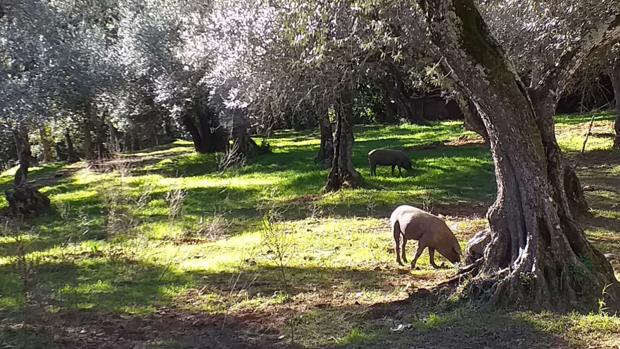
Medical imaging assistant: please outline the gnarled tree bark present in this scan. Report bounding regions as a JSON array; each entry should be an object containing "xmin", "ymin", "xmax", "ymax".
[
  {"xmin": 181, "ymin": 99, "xmax": 228, "ymax": 154},
  {"xmin": 528, "ymin": 91, "xmax": 589, "ymax": 216},
  {"xmin": 418, "ymin": 0, "xmax": 620, "ymax": 311},
  {"xmin": 230, "ymin": 109, "xmax": 259, "ymax": 158},
  {"xmin": 64, "ymin": 130, "xmax": 79, "ymax": 163},
  {"xmin": 5, "ymin": 128, "xmax": 50, "ymax": 217},
  {"xmin": 38, "ymin": 126, "xmax": 53, "ymax": 163},
  {"xmin": 315, "ymin": 109, "xmax": 334, "ymax": 168},
  {"xmin": 610, "ymin": 58, "xmax": 620, "ymax": 149},
  {"xmin": 325, "ymin": 90, "xmax": 361, "ymax": 191}
]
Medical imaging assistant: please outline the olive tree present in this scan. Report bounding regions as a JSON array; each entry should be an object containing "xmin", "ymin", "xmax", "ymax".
[
  {"xmin": 477, "ymin": 0, "xmax": 620, "ymax": 213},
  {"xmin": 612, "ymin": 55, "xmax": 620, "ymax": 148},
  {"xmin": 0, "ymin": 0, "xmax": 59, "ymax": 214},
  {"xmin": 223, "ymin": 0, "xmax": 432, "ymax": 190},
  {"xmin": 113, "ymin": 0, "xmax": 228, "ymax": 154},
  {"xmin": 416, "ymin": 0, "xmax": 620, "ymax": 310}
]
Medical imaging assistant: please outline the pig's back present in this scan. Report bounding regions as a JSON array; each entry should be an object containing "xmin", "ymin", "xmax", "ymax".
[
  {"xmin": 391, "ymin": 205, "xmax": 441, "ymax": 240},
  {"xmin": 369, "ymin": 149, "xmax": 402, "ymax": 164}
]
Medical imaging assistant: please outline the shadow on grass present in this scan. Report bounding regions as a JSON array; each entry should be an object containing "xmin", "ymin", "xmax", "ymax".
[
  {"xmin": 130, "ymin": 151, "xmax": 219, "ymax": 177},
  {"xmin": 2, "ymin": 304, "xmax": 296, "ymax": 349},
  {"xmin": 124, "ymin": 142, "xmax": 494, "ymax": 221},
  {"xmin": 0, "ymin": 265, "xmax": 572, "ymax": 349},
  {"xmin": 129, "ymin": 122, "xmax": 485, "ymax": 181},
  {"xmin": 0, "ymin": 258, "xmax": 408, "ymax": 349},
  {"xmin": 573, "ymin": 150, "xmax": 620, "ymax": 243},
  {"xmin": 582, "ymin": 214, "xmax": 620, "ymax": 232},
  {"xmin": 0, "ymin": 256, "xmax": 402, "ymax": 314},
  {"xmin": 181, "ymin": 186, "xmax": 267, "ymax": 218},
  {"xmin": 331, "ymin": 292, "xmax": 574, "ymax": 349},
  {"xmin": 0, "ymin": 163, "xmax": 69, "ymax": 195}
]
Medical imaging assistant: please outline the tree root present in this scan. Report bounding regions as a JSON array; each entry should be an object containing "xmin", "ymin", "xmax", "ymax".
[
  {"xmin": 5, "ymin": 184, "xmax": 51, "ymax": 217},
  {"xmin": 442, "ymin": 259, "xmax": 620, "ymax": 312}
]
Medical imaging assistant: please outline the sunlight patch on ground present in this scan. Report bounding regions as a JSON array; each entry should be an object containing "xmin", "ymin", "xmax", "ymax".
[{"xmin": 1, "ymin": 117, "xmax": 619, "ymax": 348}]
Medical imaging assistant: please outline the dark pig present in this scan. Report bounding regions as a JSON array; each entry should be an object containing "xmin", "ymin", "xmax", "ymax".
[{"xmin": 368, "ymin": 149, "xmax": 412, "ymax": 176}]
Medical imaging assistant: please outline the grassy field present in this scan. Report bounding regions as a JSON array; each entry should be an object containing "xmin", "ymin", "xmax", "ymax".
[{"xmin": 0, "ymin": 113, "xmax": 619, "ymax": 348}]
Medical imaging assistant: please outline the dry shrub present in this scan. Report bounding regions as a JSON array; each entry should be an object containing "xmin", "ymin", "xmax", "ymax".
[
  {"xmin": 216, "ymin": 142, "xmax": 246, "ymax": 172},
  {"xmin": 97, "ymin": 158, "xmax": 152, "ymax": 239},
  {"xmin": 1, "ymin": 218, "xmax": 42, "ymax": 306},
  {"xmin": 182, "ymin": 213, "xmax": 232, "ymax": 242},
  {"xmin": 165, "ymin": 188, "xmax": 186, "ymax": 221}
]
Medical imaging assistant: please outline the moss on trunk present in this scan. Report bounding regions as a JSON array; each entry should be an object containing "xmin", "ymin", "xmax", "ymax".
[{"xmin": 418, "ymin": 0, "xmax": 620, "ymax": 311}]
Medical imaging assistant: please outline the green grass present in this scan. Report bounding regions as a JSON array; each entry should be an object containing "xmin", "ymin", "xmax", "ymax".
[
  {"xmin": 0, "ymin": 114, "xmax": 619, "ymax": 348},
  {"xmin": 555, "ymin": 112, "xmax": 616, "ymax": 152}
]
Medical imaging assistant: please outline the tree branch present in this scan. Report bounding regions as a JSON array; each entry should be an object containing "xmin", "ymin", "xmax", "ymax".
[{"xmin": 533, "ymin": 12, "xmax": 620, "ymax": 99}]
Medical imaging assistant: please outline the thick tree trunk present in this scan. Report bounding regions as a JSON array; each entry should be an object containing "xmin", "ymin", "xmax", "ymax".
[
  {"xmin": 93, "ymin": 113, "xmax": 109, "ymax": 159},
  {"xmin": 232, "ymin": 129, "xmax": 257, "ymax": 157},
  {"xmin": 383, "ymin": 82, "xmax": 428, "ymax": 124},
  {"xmin": 17, "ymin": 127, "xmax": 34, "ymax": 169},
  {"xmin": 38, "ymin": 126, "xmax": 53, "ymax": 163},
  {"xmin": 64, "ymin": 130, "xmax": 79, "ymax": 163},
  {"xmin": 325, "ymin": 91, "xmax": 362, "ymax": 191},
  {"xmin": 181, "ymin": 101, "xmax": 227, "ymax": 154},
  {"xmin": 529, "ymin": 91, "xmax": 589, "ymax": 216},
  {"xmin": 81, "ymin": 104, "xmax": 109, "ymax": 160},
  {"xmin": 315, "ymin": 110, "xmax": 334, "ymax": 168},
  {"xmin": 55, "ymin": 143, "xmax": 66, "ymax": 162},
  {"xmin": 418, "ymin": 0, "xmax": 620, "ymax": 311},
  {"xmin": 82, "ymin": 107, "xmax": 94, "ymax": 159},
  {"xmin": 231, "ymin": 111, "xmax": 259, "ymax": 158},
  {"xmin": 163, "ymin": 114, "xmax": 177, "ymax": 141},
  {"xmin": 131, "ymin": 133, "xmax": 141, "ymax": 151},
  {"xmin": 381, "ymin": 89, "xmax": 398, "ymax": 124},
  {"xmin": 12, "ymin": 129, "xmax": 29, "ymax": 186},
  {"xmin": 611, "ymin": 59, "xmax": 620, "ymax": 149},
  {"xmin": 5, "ymin": 128, "xmax": 50, "ymax": 217},
  {"xmin": 108, "ymin": 121, "xmax": 122, "ymax": 152},
  {"xmin": 181, "ymin": 113, "xmax": 205, "ymax": 152},
  {"xmin": 199, "ymin": 104, "xmax": 228, "ymax": 154},
  {"xmin": 384, "ymin": 64, "xmax": 429, "ymax": 124}
]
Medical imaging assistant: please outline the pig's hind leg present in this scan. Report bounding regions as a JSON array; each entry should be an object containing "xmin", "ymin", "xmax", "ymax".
[{"xmin": 393, "ymin": 222, "xmax": 404, "ymax": 266}]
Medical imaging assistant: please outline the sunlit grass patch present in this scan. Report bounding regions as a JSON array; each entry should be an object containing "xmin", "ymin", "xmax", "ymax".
[
  {"xmin": 0, "ymin": 117, "xmax": 618, "ymax": 348},
  {"xmin": 555, "ymin": 113, "xmax": 615, "ymax": 152},
  {"xmin": 585, "ymin": 229, "xmax": 620, "ymax": 254},
  {"xmin": 336, "ymin": 327, "xmax": 374, "ymax": 346},
  {"xmin": 413, "ymin": 312, "xmax": 451, "ymax": 330},
  {"xmin": 554, "ymin": 112, "xmax": 615, "ymax": 125},
  {"xmin": 515, "ymin": 311, "xmax": 620, "ymax": 347}
]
